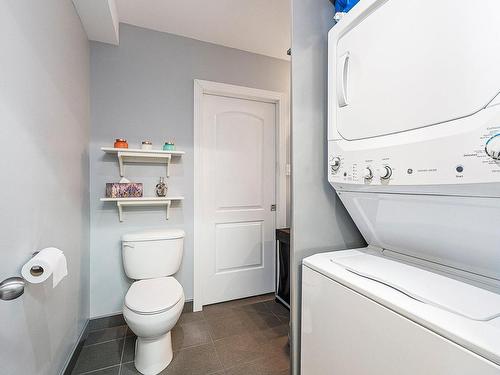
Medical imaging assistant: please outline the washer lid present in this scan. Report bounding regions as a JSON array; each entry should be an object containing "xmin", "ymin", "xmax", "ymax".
[
  {"xmin": 331, "ymin": 253, "xmax": 500, "ymax": 321},
  {"xmin": 125, "ymin": 277, "xmax": 183, "ymax": 314},
  {"xmin": 122, "ymin": 229, "xmax": 185, "ymax": 242}
]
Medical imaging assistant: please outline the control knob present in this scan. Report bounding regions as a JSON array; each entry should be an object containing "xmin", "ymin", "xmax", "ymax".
[
  {"xmin": 380, "ymin": 166, "xmax": 392, "ymax": 180},
  {"xmin": 485, "ymin": 134, "xmax": 500, "ymax": 160},
  {"xmin": 331, "ymin": 157, "xmax": 341, "ymax": 171},
  {"xmin": 362, "ymin": 167, "xmax": 373, "ymax": 180}
]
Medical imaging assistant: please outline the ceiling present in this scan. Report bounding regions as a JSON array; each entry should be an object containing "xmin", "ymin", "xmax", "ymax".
[{"xmin": 116, "ymin": 0, "xmax": 291, "ymax": 60}]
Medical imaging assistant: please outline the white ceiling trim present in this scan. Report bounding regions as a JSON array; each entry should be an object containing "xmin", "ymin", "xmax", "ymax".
[
  {"xmin": 73, "ymin": 0, "xmax": 119, "ymax": 46},
  {"xmin": 74, "ymin": 0, "xmax": 290, "ymax": 60}
]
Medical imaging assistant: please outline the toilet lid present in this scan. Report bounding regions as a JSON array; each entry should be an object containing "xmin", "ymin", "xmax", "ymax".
[{"xmin": 125, "ymin": 277, "xmax": 183, "ymax": 315}]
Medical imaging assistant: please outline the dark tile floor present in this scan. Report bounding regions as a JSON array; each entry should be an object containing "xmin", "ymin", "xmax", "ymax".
[{"xmin": 72, "ymin": 294, "xmax": 290, "ymax": 375}]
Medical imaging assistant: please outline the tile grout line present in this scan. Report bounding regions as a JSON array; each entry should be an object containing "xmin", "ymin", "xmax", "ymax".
[
  {"xmin": 87, "ymin": 324, "xmax": 127, "ymax": 333},
  {"xmin": 117, "ymin": 326, "xmax": 128, "ymax": 375},
  {"xmin": 83, "ymin": 337, "xmax": 127, "ymax": 348},
  {"xmin": 205, "ymin": 308, "xmax": 225, "ymax": 374},
  {"xmin": 79, "ymin": 364, "xmax": 121, "ymax": 375},
  {"xmin": 175, "ymin": 341, "xmax": 216, "ymax": 353},
  {"xmin": 118, "ymin": 339, "xmax": 230, "ymax": 369},
  {"xmin": 87, "ymin": 327, "xmax": 124, "ymax": 334},
  {"xmin": 83, "ymin": 326, "xmax": 130, "ymax": 348},
  {"xmin": 271, "ymin": 309, "xmax": 285, "ymax": 322},
  {"xmin": 267, "ymin": 300, "xmax": 290, "ymax": 323}
]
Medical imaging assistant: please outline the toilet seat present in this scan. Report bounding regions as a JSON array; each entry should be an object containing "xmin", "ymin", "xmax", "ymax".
[{"xmin": 125, "ymin": 277, "xmax": 183, "ymax": 315}]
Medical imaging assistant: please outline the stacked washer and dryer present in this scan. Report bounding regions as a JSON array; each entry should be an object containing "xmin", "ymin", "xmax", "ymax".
[{"xmin": 301, "ymin": 1, "xmax": 500, "ymax": 374}]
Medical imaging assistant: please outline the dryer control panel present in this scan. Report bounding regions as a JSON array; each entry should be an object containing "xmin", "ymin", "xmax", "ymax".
[{"xmin": 328, "ymin": 107, "xmax": 500, "ymax": 189}]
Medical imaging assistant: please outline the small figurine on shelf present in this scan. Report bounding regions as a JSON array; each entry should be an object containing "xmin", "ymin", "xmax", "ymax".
[
  {"xmin": 141, "ymin": 140, "xmax": 153, "ymax": 150},
  {"xmin": 114, "ymin": 138, "xmax": 128, "ymax": 149},
  {"xmin": 163, "ymin": 141, "xmax": 175, "ymax": 151},
  {"xmin": 155, "ymin": 177, "xmax": 168, "ymax": 197}
]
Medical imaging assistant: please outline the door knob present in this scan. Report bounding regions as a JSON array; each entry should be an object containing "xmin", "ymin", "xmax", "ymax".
[{"xmin": 0, "ymin": 277, "xmax": 25, "ymax": 301}]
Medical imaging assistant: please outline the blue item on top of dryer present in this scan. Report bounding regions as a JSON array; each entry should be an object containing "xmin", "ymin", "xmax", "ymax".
[{"xmin": 334, "ymin": 0, "xmax": 360, "ymax": 13}]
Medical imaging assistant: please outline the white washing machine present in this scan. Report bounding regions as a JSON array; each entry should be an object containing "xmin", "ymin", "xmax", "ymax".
[{"xmin": 301, "ymin": 0, "xmax": 500, "ymax": 374}]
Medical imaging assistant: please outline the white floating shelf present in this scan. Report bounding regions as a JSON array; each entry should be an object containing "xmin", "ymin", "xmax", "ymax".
[
  {"xmin": 101, "ymin": 147, "xmax": 185, "ymax": 177},
  {"xmin": 100, "ymin": 197, "xmax": 184, "ymax": 222}
]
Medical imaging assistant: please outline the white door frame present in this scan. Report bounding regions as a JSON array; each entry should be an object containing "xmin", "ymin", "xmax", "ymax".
[{"xmin": 193, "ymin": 79, "xmax": 289, "ymax": 312}]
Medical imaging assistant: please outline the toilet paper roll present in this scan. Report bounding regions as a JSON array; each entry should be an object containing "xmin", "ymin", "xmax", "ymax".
[{"xmin": 21, "ymin": 247, "xmax": 68, "ymax": 288}]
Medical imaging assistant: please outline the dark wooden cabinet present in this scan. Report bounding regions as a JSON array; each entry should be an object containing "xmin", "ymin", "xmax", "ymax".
[{"xmin": 276, "ymin": 228, "xmax": 290, "ymax": 308}]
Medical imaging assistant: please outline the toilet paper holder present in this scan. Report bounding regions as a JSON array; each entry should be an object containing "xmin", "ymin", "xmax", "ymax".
[
  {"xmin": 28, "ymin": 251, "xmax": 43, "ymax": 276},
  {"xmin": 0, "ymin": 252, "xmax": 40, "ymax": 301}
]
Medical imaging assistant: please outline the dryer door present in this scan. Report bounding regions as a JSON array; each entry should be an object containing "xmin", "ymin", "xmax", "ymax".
[{"xmin": 332, "ymin": 0, "xmax": 500, "ymax": 141}]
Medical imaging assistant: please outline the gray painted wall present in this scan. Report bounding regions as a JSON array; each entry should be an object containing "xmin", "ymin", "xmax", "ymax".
[
  {"xmin": 90, "ymin": 24, "xmax": 290, "ymax": 318},
  {"xmin": 0, "ymin": 1, "xmax": 90, "ymax": 374},
  {"xmin": 290, "ymin": 1, "xmax": 366, "ymax": 373}
]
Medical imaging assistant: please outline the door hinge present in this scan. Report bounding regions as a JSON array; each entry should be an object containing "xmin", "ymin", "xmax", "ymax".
[{"xmin": 271, "ymin": 204, "xmax": 277, "ymax": 212}]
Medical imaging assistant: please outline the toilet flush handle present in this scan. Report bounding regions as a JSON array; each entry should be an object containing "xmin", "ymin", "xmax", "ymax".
[{"xmin": 123, "ymin": 243, "xmax": 135, "ymax": 248}]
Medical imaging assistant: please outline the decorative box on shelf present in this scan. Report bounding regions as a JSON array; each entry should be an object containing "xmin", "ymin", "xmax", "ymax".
[{"xmin": 105, "ymin": 182, "xmax": 143, "ymax": 198}]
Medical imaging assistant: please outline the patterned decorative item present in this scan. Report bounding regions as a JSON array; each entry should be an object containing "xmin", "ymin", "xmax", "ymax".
[
  {"xmin": 155, "ymin": 177, "xmax": 168, "ymax": 197},
  {"xmin": 106, "ymin": 182, "xmax": 143, "ymax": 198}
]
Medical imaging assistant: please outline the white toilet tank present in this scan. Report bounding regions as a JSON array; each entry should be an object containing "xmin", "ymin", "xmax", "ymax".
[{"xmin": 122, "ymin": 229, "xmax": 185, "ymax": 280}]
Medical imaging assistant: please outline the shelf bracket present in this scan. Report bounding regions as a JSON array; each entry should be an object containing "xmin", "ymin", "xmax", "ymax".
[
  {"xmin": 117, "ymin": 151, "xmax": 172, "ymax": 177},
  {"xmin": 114, "ymin": 199, "xmax": 172, "ymax": 222},
  {"xmin": 166, "ymin": 157, "xmax": 171, "ymax": 178},
  {"xmin": 118, "ymin": 154, "xmax": 125, "ymax": 177},
  {"xmin": 165, "ymin": 200, "xmax": 172, "ymax": 220},
  {"xmin": 117, "ymin": 202, "xmax": 124, "ymax": 222}
]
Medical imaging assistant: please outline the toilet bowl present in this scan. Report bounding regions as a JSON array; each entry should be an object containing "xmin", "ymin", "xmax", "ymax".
[
  {"xmin": 121, "ymin": 229, "xmax": 185, "ymax": 375},
  {"xmin": 123, "ymin": 277, "xmax": 184, "ymax": 374}
]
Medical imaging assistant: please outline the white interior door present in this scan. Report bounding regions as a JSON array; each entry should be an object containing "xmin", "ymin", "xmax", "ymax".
[{"xmin": 200, "ymin": 94, "xmax": 276, "ymax": 306}]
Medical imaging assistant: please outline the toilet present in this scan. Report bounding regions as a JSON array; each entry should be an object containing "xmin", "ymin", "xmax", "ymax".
[{"xmin": 121, "ymin": 229, "xmax": 185, "ymax": 375}]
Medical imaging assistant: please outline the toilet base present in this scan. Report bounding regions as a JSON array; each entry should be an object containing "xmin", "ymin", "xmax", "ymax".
[{"xmin": 134, "ymin": 331, "xmax": 173, "ymax": 375}]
